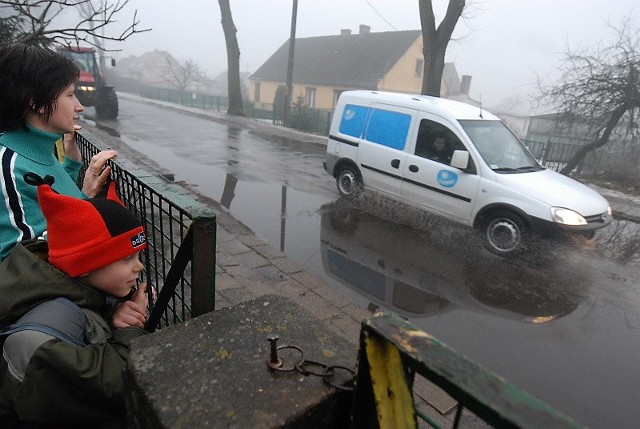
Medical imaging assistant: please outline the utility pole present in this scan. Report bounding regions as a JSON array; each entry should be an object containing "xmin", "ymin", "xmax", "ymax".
[{"xmin": 283, "ymin": 0, "xmax": 298, "ymax": 127}]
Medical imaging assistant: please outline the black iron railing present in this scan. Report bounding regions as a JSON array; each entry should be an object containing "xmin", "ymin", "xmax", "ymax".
[{"xmin": 75, "ymin": 130, "xmax": 217, "ymax": 330}]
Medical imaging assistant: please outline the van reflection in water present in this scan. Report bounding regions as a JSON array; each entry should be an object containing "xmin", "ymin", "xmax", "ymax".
[{"xmin": 320, "ymin": 199, "xmax": 582, "ymax": 323}]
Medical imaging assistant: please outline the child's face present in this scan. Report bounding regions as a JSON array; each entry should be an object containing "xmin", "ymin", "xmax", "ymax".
[
  {"xmin": 81, "ymin": 252, "xmax": 144, "ymax": 298},
  {"xmin": 42, "ymin": 83, "xmax": 84, "ymax": 134}
]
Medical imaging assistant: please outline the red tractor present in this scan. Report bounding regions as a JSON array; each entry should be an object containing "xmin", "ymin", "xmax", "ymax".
[{"xmin": 58, "ymin": 46, "xmax": 119, "ymax": 119}]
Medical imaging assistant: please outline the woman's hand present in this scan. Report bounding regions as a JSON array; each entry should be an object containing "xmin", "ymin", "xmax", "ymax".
[
  {"xmin": 82, "ymin": 149, "xmax": 117, "ymax": 197},
  {"xmin": 111, "ymin": 282, "xmax": 149, "ymax": 329}
]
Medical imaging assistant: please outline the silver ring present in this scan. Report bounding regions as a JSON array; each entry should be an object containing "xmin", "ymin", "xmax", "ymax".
[{"xmin": 91, "ymin": 170, "xmax": 99, "ymax": 176}]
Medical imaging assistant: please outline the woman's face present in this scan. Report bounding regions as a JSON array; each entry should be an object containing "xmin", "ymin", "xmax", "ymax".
[{"xmin": 42, "ymin": 83, "xmax": 84, "ymax": 134}]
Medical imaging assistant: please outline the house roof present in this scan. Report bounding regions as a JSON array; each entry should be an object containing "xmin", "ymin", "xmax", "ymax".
[{"xmin": 250, "ymin": 29, "xmax": 422, "ymax": 89}]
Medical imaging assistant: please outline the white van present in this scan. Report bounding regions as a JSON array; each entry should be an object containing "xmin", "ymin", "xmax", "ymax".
[{"xmin": 324, "ymin": 90, "xmax": 612, "ymax": 255}]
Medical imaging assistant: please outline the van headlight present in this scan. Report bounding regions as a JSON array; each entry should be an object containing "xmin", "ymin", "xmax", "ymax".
[{"xmin": 550, "ymin": 207, "xmax": 587, "ymax": 225}]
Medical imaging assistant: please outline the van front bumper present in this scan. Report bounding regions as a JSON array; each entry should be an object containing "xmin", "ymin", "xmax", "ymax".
[{"xmin": 530, "ymin": 211, "xmax": 613, "ymax": 236}]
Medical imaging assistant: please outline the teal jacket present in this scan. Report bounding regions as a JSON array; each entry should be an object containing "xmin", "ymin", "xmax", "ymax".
[
  {"xmin": 0, "ymin": 242, "xmax": 148, "ymax": 427},
  {"xmin": 0, "ymin": 126, "xmax": 84, "ymax": 261}
]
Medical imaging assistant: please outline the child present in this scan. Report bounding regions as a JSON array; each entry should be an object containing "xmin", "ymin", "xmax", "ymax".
[
  {"xmin": 0, "ymin": 173, "xmax": 150, "ymax": 428},
  {"xmin": 0, "ymin": 43, "xmax": 117, "ymax": 261}
]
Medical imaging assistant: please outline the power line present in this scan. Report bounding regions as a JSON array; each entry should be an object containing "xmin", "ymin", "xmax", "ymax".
[{"xmin": 362, "ymin": 0, "xmax": 397, "ymax": 31}]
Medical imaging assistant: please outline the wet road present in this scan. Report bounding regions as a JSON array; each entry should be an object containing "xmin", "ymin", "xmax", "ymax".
[{"xmin": 85, "ymin": 98, "xmax": 640, "ymax": 428}]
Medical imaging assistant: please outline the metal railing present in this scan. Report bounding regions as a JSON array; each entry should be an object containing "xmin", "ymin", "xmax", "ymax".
[
  {"xmin": 76, "ymin": 130, "xmax": 217, "ymax": 330},
  {"xmin": 138, "ymin": 85, "xmax": 230, "ymax": 112},
  {"xmin": 352, "ymin": 311, "xmax": 584, "ymax": 429},
  {"xmin": 132, "ymin": 86, "xmax": 333, "ymax": 136}
]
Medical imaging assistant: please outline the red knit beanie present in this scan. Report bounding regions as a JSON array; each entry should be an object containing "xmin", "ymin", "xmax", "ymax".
[{"xmin": 32, "ymin": 175, "xmax": 147, "ymax": 277}]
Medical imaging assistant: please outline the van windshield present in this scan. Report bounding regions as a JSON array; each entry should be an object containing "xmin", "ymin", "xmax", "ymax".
[{"xmin": 459, "ymin": 120, "xmax": 542, "ymax": 173}]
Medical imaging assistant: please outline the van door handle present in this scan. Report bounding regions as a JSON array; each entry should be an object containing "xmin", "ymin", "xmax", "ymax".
[
  {"xmin": 391, "ymin": 159, "xmax": 400, "ymax": 169},
  {"xmin": 409, "ymin": 164, "xmax": 419, "ymax": 172}
]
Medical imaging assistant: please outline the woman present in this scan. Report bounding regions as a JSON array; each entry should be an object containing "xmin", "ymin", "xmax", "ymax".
[{"xmin": 0, "ymin": 43, "xmax": 116, "ymax": 261}]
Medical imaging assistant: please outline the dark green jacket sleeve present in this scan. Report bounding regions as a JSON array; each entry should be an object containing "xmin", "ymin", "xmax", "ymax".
[
  {"xmin": 0, "ymin": 242, "xmax": 107, "ymax": 327},
  {"xmin": 10, "ymin": 327, "xmax": 148, "ymax": 424}
]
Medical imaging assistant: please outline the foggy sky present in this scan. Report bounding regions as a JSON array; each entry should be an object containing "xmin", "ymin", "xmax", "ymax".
[{"xmin": 110, "ymin": 0, "xmax": 637, "ymax": 114}]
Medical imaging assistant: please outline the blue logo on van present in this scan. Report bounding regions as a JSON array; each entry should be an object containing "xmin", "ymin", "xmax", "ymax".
[{"xmin": 437, "ymin": 170, "xmax": 458, "ymax": 188}]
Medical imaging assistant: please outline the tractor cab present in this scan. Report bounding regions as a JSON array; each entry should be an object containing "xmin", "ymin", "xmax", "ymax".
[{"xmin": 58, "ymin": 46, "xmax": 119, "ymax": 119}]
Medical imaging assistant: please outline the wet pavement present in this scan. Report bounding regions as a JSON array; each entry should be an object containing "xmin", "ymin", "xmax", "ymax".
[{"xmin": 81, "ymin": 93, "xmax": 640, "ymax": 428}]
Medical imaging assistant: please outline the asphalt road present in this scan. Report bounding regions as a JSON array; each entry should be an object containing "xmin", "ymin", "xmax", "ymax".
[{"xmin": 81, "ymin": 95, "xmax": 640, "ymax": 428}]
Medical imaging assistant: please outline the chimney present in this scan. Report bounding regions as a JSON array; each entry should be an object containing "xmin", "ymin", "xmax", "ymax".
[
  {"xmin": 340, "ymin": 29, "xmax": 352, "ymax": 36},
  {"xmin": 460, "ymin": 75, "xmax": 472, "ymax": 95},
  {"xmin": 359, "ymin": 24, "xmax": 371, "ymax": 35}
]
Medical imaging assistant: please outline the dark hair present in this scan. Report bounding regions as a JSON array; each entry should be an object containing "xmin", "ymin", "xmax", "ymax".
[{"xmin": 0, "ymin": 43, "xmax": 80, "ymax": 132}]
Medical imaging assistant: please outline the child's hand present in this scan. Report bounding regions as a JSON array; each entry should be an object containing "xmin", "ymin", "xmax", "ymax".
[
  {"xmin": 62, "ymin": 124, "xmax": 83, "ymax": 162},
  {"xmin": 111, "ymin": 282, "xmax": 149, "ymax": 329}
]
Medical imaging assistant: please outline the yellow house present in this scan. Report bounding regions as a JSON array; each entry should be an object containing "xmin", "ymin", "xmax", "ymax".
[{"xmin": 249, "ymin": 25, "xmax": 470, "ymax": 112}]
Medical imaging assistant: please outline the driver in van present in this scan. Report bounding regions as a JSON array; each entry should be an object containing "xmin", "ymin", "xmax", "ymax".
[{"xmin": 426, "ymin": 134, "xmax": 453, "ymax": 164}]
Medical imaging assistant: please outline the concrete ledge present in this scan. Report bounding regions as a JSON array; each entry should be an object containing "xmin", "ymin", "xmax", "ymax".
[{"xmin": 124, "ymin": 294, "xmax": 357, "ymax": 428}]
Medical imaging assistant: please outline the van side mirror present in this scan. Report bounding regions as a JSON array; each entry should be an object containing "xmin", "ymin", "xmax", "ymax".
[{"xmin": 450, "ymin": 150, "xmax": 469, "ymax": 170}]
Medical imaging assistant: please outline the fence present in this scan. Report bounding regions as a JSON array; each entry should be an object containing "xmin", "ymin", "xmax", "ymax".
[
  {"xmin": 524, "ymin": 137, "xmax": 640, "ymax": 181},
  {"xmin": 76, "ymin": 130, "xmax": 217, "ymax": 330},
  {"xmin": 133, "ymin": 86, "xmax": 333, "ymax": 136},
  {"xmin": 523, "ymin": 139, "xmax": 583, "ymax": 172},
  {"xmin": 352, "ymin": 311, "xmax": 584, "ymax": 429},
  {"xmin": 138, "ymin": 86, "xmax": 230, "ymax": 112}
]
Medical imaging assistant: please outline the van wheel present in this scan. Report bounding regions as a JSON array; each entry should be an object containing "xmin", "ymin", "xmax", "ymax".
[
  {"xmin": 336, "ymin": 165, "xmax": 362, "ymax": 197},
  {"xmin": 482, "ymin": 211, "xmax": 528, "ymax": 256}
]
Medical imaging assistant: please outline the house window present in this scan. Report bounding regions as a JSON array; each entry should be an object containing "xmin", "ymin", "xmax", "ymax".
[
  {"xmin": 414, "ymin": 59, "xmax": 424, "ymax": 78},
  {"xmin": 254, "ymin": 82, "xmax": 261, "ymax": 102},
  {"xmin": 305, "ymin": 87, "xmax": 316, "ymax": 108}
]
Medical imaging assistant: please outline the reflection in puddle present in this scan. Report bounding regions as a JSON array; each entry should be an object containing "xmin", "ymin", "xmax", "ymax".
[
  {"xmin": 320, "ymin": 198, "xmax": 585, "ymax": 323},
  {"xmin": 595, "ymin": 218, "xmax": 640, "ymax": 264},
  {"xmin": 115, "ymin": 133, "xmax": 334, "ymax": 268}
]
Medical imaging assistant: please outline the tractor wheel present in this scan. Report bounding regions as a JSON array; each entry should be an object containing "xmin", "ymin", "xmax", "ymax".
[{"xmin": 96, "ymin": 87, "xmax": 119, "ymax": 119}]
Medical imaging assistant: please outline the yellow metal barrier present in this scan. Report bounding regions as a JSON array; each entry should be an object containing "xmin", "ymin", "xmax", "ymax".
[{"xmin": 352, "ymin": 311, "xmax": 584, "ymax": 429}]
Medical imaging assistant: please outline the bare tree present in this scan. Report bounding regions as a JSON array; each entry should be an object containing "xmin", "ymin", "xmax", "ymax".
[
  {"xmin": 535, "ymin": 18, "xmax": 640, "ymax": 175},
  {"xmin": 218, "ymin": 0, "xmax": 244, "ymax": 116},
  {"xmin": 419, "ymin": 0, "xmax": 467, "ymax": 96},
  {"xmin": 0, "ymin": 0, "xmax": 148, "ymax": 48},
  {"xmin": 76, "ymin": 0, "xmax": 107, "ymax": 68},
  {"xmin": 159, "ymin": 51, "xmax": 208, "ymax": 92}
]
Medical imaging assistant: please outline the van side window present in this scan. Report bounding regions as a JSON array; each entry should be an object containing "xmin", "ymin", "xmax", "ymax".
[
  {"xmin": 339, "ymin": 104, "xmax": 369, "ymax": 138},
  {"xmin": 414, "ymin": 119, "xmax": 464, "ymax": 165},
  {"xmin": 364, "ymin": 108, "xmax": 411, "ymax": 150}
]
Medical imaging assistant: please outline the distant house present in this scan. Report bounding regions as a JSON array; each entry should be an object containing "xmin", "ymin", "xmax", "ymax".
[
  {"xmin": 494, "ymin": 113, "xmax": 531, "ymax": 140},
  {"xmin": 525, "ymin": 113, "xmax": 593, "ymax": 146},
  {"xmin": 113, "ymin": 50, "xmax": 249, "ymax": 96},
  {"xmin": 249, "ymin": 25, "xmax": 475, "ymax": 112}
]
